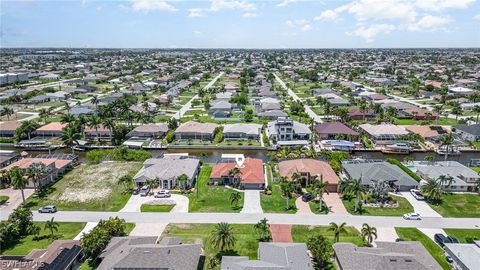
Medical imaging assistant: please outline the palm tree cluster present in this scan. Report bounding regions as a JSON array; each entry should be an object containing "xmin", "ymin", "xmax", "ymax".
[
  {"xmin": 275, "ymin": 145, "xmax": 317, "ymax": 160},
  {"xmin": 340, "ymin": 178, "xmax": 367, "ymax": 213},
  {"xmin": 0, "ymin": 106, "xmax": 15, "ymax": 120}
]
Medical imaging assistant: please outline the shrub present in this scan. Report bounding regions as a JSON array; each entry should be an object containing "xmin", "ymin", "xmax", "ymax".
[{"xmin": 163, "ymin": 130, "xmax": 175, "ymax": 144}]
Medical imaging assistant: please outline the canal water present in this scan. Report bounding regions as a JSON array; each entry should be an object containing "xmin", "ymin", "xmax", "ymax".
[{"xmin": 3, "ymin": 146, "xmax": 479, "ymax": 166}]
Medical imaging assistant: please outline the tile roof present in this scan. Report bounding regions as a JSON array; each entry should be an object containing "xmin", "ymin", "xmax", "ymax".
[
  {"xmin": 278, "ymin": 159, "xmax": 339, "ymax": 184},
  {"xmin": 36, "ymin": 122, "xmax": 67, "ymax": 132},
  {"xmin": 175, "ymin": 121, "xmax": 218, "ymax": 134},
  {"xmin": 211, "ymin": 158, "xmax": 264, "ymax": 184},
  {"xmin": 3, "ymin": 158, "xmax": 72, "ymax": 171},
  {"xmin": 315, "ymin": 122, "xmax": 359, "ymax": 136},
  {"xmin": 0, "ymin": 121, "xmax": 21, "ymax": 131}
]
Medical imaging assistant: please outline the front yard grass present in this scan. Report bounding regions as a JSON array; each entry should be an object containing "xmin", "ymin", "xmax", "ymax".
[
  {"xmin": 161, "ymin": 223, "xmax": 258, "ymax": 261},
  {"xmin": 0, "ymin": 195, "xmax": 9, "ymax": 205},
  {"xmin": 342, "ymin": 194, "xmax": 414, "ymax": 216},
  {"xmin": 260, "ymin": 182, "xmax": 296, "ymax": 214},
  {"xmin": 1, "ymin": 222, "xmax": 86, "ymax": 256},
  {"xmin": 395, "ymin": 228, "xmax": 451, "ymax": 270},
  {"xmin": 186, "ymin": 165, "xmax": 244, "ymax": 213},
  {"xmin": 443, "ymin": 229, "xmax": 480, "ymax": 243},
  {"xmin": 292, "ymin": 225, "xmax": 366, "ymax": 247},
  {"xmin": 140, "ymin": 204, "xmax": 175, "ymax": 212},
  {"xmin": 428, "ymin": 193, "xmax": 480, "ymax": 218},
  {"xmin": 25, "ymin": 162, "xmax": 142, "ymax": 212}
]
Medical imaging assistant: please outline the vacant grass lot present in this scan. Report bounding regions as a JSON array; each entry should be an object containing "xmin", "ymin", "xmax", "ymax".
[
  {"xmin": 292, "ymin": 225, "xmax": 366, "ymax": 246},
  {"xmin": 140, "ymin": 204, "xmax": 175, "ymax": 212},
  {"xmin": 162, "ymin": 223, "xmax": 258, "ymax": 264},
  {"xmin": 1, "ymin": 222, "xmax": 86, "ymax": 256},
  {"xmin": 260, "ymin": 182, "xmax": 296, "ymax": 214},
  {"xmin": 443, "ymin": 229, "xmax": 480, "ymax": 243},
  {"xmin": 342, "ymin": 195, "xmax": 414, "ymax": 216},
  {"xmin": 185, "ymin": 165, "xmax": 243, "ymax": 213},
  {"xmin": 395, "ymin": 228, "xmax": 451, "ymax": 270},
  {"xmin": 428, "ymin": 193, "xmax": 480, "ymax": 218},
  {"xmin": 25, "ymin": 162, "xmax": 142, "ymax": 212}
]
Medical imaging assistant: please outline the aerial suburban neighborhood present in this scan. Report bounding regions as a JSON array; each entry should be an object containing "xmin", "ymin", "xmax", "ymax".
[{"xmin": 1, "ymin": 0, "xmax": 480, "ymax": 269}]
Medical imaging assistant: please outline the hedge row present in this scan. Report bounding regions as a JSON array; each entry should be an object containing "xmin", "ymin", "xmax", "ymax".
[{"xmin": 386, "ymin": 158, "xmax": 421, "ymax": 182}]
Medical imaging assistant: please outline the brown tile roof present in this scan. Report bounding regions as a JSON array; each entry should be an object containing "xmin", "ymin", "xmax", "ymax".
[
  {"xmin": 278, "ymin": 159, "xmax": 339, "ymax": 184},
  {"xmin": 3, "ymin": 158, "xmax": 72, "ymax": 171},
  {"xmin": 0, "ymin": 121, "xmax": 21, "ymax": 131},
  {"xmin": 314, "ymin": 122, "xmax": 359, "ymax": 136},
  {"xmin": 36, "ymin": 122, "xmax": 67, "ymax": 132},
  {"xmin": 405, "ymin": 125, "xmax": 447, "ymax": 138},
  {"xmin": 175, "ymin": 121, "xmax": 218, "ymax": 134},
  {"xmin": 211, "ymin": 158, "xmax": 264, "ymax": 184}
]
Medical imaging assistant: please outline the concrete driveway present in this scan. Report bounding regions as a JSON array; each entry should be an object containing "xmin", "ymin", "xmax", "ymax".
[
  {"xmin": 0, "ymin": 188, "xmax": 35, "ymax": 210},
  {"xmin": 241, "ymin": 190, "xmax": 263, "ymax": 214},
  {"xmin": 130, "ymin": 223, "xmax": 167, "ymax": 237},
  {"xmin": 419, "ymin": 228, "xmax": 448, "ymax": 242},
  {"xmin": 374, "ymin": 227, "xmax": 399, "ymax": 244},
  {"xmin": 295, "ymin": 197, "xmax": 313, "ymax": 214},
  {"xmin": 74, "ymin": 222, "xmax": 98, "ymax": 240},
  {"xmin": 400, "ymin": 192, "xmax": 442, "ymax": 217},
  {"xmin": 323, "ymin": 193, "xmax": 349, "ymax": 215},
  {"xmin": 120, "ymin": 193, "xmax": 189, "ymax": 213}
]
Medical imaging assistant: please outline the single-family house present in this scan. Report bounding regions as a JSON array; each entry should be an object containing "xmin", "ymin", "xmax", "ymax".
[
  {"xmin": 222, "ymin": 123, "xmax": 262, "ymax": 141},
  {"xmin": 208, "ymin": 100, "xmax": 232, "ymax": 118},
  {"xmin": 413, "ymin": 161, "xmax": 479, "ymax": 192},
  {"xmin": 175, "ymin": 121, "xmax": 219, "ymax": 141},
  {"xmin": 348, "ymin": 108, "xmax": 376, "ymax": 121},
  {"xmin": 127, "ymin": 124, "xmax": 169, "ymax": 139},
  {"xmin": 444, "ymin": 241, "xmax": 480, "ymax": 270},
  {"xmin": 314, "ymin": 122, "xmax": 359, "ymax": 140},
  {"xmin": 0, "ymin": 121, "xmax": 21, "ymax": 137},
  {"xmin": 133, "ymin": 158, "xmax": 200, "ymax": 189},
  {"xmin": 278, "ymin": 159, "xmax": 339, "ymax": 191},
  {"xmin": 258, "ymin": 109, "xmax": 288, "ymax": 120},
  {"xmin": 210, "ymin": 157, "xmax": 265, "ymax": 189},
  {"xmin": 266, "ymin": 117, "xmax": 311, "ymax": 146},
  {"xmin": 359, "ymin": 124, "xmax": 408, "ymax": 145},
  {"xmin": 454, "ymin": 124, "xmax": 480, "ymax": 141},
  {"xmin": 34, "ymin": 122, "xmax": 67, "ymax": 137}
]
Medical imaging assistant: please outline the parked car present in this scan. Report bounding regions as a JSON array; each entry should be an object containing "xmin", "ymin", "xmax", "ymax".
[
  {"xmin": 302, "ymin": 193, "xmax": 313, "ymax": 202},
  {"xmin": 447, "ymin": 236, "xmax": 459, "ymax": 243},
  {"xmin": 403, "ymin": 212, "xmax": 421, "ymax": 220},
  {"xmin": 395, "ymin": 238, "xmax": 404, "ymax": 242},
  {"xmin": 154, "ymin": 190, "xmax": 171, "ymax": 198},
  {"xmin": 139, "ymin": 185, "xmax": 150, "ymax": 197},
  {"xmin": 38, "ymin": 205, "xmax": 57, "ymax": 213},
  {"xmin": 410, "ymin": 189, "xmax": 424, "ymax": 200},
  {"xmin": 445, "ymin": 256, "xmax": 454, "ymax": 263},
  {"xmin": 132, "ymin": 188, "xmax": 139, "ymax": 195},
  {"xmin": 434, "ymin": 233, "xmax": 452, "ymax": 247}
]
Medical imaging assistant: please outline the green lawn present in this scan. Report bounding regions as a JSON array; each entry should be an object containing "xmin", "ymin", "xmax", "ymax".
[
  {"xmin": 184, "ymin": 109, "xmax": 206, "ymax": 116},
  {"xmin": 25, "ymin": 162, "xmax": 142, "ymax": 212},
  {"xmin": 0, "ymin": 195, "xmax": 9, "ymax": 205},
  {"xmin": 260, "ymin": 182, "xmax": 296, "ymax": 213},
  {"xmin": 125, "ymin": 223, "xmax": 136, "ymax": 235},
  {"xmin": 140, "ymin": 204, "xmax": 175, "ymax": 212},
  {"xmin": 309, "ymin": 200, "xmax": 329, "ymax": 214},
  {"xmin": 292, "ymin": 225, "xmax": 366, "ymax": 247},
  {"xmin": 470, "ymin": 166, "xmax": 480, "ymax": 173},
  {"xmin": 393, "ymin": 117, "xmax": 458, "ymax": 126},
  {"xmin": 1, "ymin": 222, "xmax": 86, "ymax": 256},
  {"xmin": 443, "ymin": 229, "xmax": 480, "ymax": 243},
  {"xmin": 395, "ymin": 228, "xmax": 451, "ymax": 270},
  {"xmin": 428, "ymin": 193, "xmax": 480, "ymax": 218},
  {"xmin": 342, "ymin": 195, "xmax": 414, "ymax": 216},
  {"xmin": 161, "ymin": 223, "xmax": 259, "ymax": 263},
  {"xmin": 185, "ymin": 165, "xmax": 244, "ymax": 212}
]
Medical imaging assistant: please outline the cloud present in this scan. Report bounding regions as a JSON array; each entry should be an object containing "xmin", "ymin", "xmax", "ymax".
[
  {"xmin": 349, "ymin": 23, "xmax": 396, "ymax": 42},
  {"xmin": 188, "ymin": 8, "xmax": 204, "ymax": 17},
  {"xmin": 131, "ymin": 0, "xmax": 178, "ymax": 12},
  {"xmin": 209, "ymin": 0, "xmax": 255, "ymax": 12},
  {"xmin": 243, "ymin": 12, "xmax": 257, "ymax": 18},
  {"xmin": 343, "ymin": 0, "xmax": 418, "ymax": 22},
  {"xmin": 286, "ymin": 19, "xmax": 312, "ymax": 32},
  {"xmin": 415, "ymin": 0, "xmax": 476, "ymax": 12},
  {"xmin": 193, "ymin": 30, "xmax": 203, "ymax": 36},
  {"xmin": 314, "ymin": 9, "xmax": 339, "ymax": 22},
  {"xmin": 277, "ymin": 0, "xmax": 298, "ymax": 7},
  {"xmin": 475, "ymin": 13, "xmax": 480, "ymax": 20},
  {"xmin": 408, "ymin": 14, "xmax": 453, "ymax": 31}
]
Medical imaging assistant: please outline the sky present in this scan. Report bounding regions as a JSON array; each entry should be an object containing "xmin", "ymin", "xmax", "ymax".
[{"xmin": 1, "ymin": 0, "xmax": 479, "ymax": 48}]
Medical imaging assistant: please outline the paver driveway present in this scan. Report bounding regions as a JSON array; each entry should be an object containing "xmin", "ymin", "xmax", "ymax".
[
  {"xmin": 269, "ymin": 224, "xmax": 293, "ymax": 243},
  {"xmin": 0, "ymin": 188, "xmax": 34, "ymax": 210},
  {"xmin": 295, "ymin": 197, "xmax": 313, "ymax": 214},
  {"xmin": 323, "ymin": 193, "xmax": 349, "ymax": 215}
]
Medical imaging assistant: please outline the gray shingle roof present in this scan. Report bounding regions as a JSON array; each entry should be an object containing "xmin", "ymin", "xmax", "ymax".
[
  {"xmin": 134, "ymin": 158, "xmax": 200, "ymax": 182},
  {"xmin": 342, "ymin": 161, "xmax": 418, "ymax": 187}
]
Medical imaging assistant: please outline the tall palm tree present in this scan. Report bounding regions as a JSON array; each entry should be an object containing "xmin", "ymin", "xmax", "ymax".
[
  {"xmin": 44, "ymin": 217, "xmax": 59, "ymax": 238},
  {"xmin": 439, "ymin": 133, "xmax": 454, "ymax": 161},
  {"xmin": 60, "ymin": 126, "xmax": 81, "ymax": 154},
  {"xmin": 421, "ymin": 179, "xmax": 443, "ymax": 203},
  {"xmin": 210, "ymin": 222, "xmax": 236, "ymax": 252},
  {"xmin": 228, "ymin": 167, "xmax": 242, "ymax": 185},
  {"xmin": 344, "ymin": 178, "xmax": 367, "ymax": 212},
  {"xmin": 437, "ymin": 175, "xmax": 454, "ymax": 190},
  {"xmin": 102, "ymin": 118, "xmax": 115, "ymax": 141},
  {"xmin": 361, "ymin": 223, "xmax": 377, "ymax": 246},
  {"xmin": 60, "ymin": 113, "xmax": 75, "ymax": 124},
  {"xmin": 329, "ymin": 222, "xmax": 347, "ymax": 242},
  {"xmin": 473, "ymin": 105, "xmax": 480, "ymax": 124},
  {"xmin": 26, "ymin": 163, "xmax": 47, "ymax": 192},
  {"xmin": 312, "ymin": 175, "xmax": 329, "ymax": 212},
  {"xmin": 291, "ymin": 171, "xmax": 302, "ymax": 187},
  {"xmin": 10, "ymin": 167, "xmax": 27, "ymax": 204},
  {"xmin": 451, "ymin": 104, "xmax": 463, "ymax": 121},
  {"xmin": 254, "ymin": 218, "xmax": 271, "ymax": 242},
  {"xmin": 175, "ymin": 174, "xmax": 189, "ymax": 191},
  {"xmin": 38, "ymin": 108, "xmax": 49, "ymax": 124},
  {"xmin": 229, "ymin": 192, "xmax": 241, "ymax": 209},
  {"xmin": 1, "ymin": 107, "xmax": 14, "ymax": 120},
  {"xmin": 144, "ymin": 179, "xmax": 157, "ymax": 195},
  {"xmin": 91, "ymin": 96, "xmax": 99, "ymax": 110},
  {"xmin": 280, "ymin": 178, "xmax": 294, "ymax": 210},
  {"xmin": 433, "ymin": 105, "xmax": 443, "ymax": 123},
  {"xmin": 87, "ymin": 115, "xmax": 101, "ymax": 141},
  {"xmin": 18, "ymin": 120, "xmax": 38, "ymax": 140}
]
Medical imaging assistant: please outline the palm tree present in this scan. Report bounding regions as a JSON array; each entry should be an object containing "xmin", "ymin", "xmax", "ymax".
[
  {"xmin": 26, "ymin": 163, "xmax": 47, "ymax": 192},
  {"xmin": 291, "ymin": 171, "xmax": 302, "ymax": 188},
  {"xmin": 229, "ymin": 192, "xmax": 241, "ymax": 209},
  {"xmin": 328, "ymin": 222, "xmax": 347, "ymax": 242},
  {"xmin": 437, "ymin": 175, "xmax": 454, "ymax": 190},
  {"xmin": 280, "ymin": 178, "xmax": 294, "ymax": 210},
  {"xmin": 10, "ymin": 167, "xmax": 27, "ymax": 204},
  {"xmin": 421, "ymin": 179, "xmax": 443, "ymax": 203},
  {"xmin": 473, "ymin": 105, "xmax": 480, "ymax": 123},
  {"xmin": 210, "ymin": 222, "xmax": 236, "ymax": 252},
  {"xmin": 433, "ymin": 105, "xmax": 443, "ymax": 123},
  {"xmin": 91, "ymin": 96, "xmax": 99, "ymax": 110},
  {"xmin": 44, "ymin": 217, "xmax": 59, "ymax": 238},
  {"xmin": 102, "ymin": 118, "xmax": 115, "ymax": 141},
  {"xmin": 254, "ymin": 218, "xmax": 271, "ymax": 242},
  {"xmin": 144, "ymin": 179, "xmax": 157, "ymax": 195},
  {"xmin": 175, "ymin": 174, "xmax": 189, "ymax": 191},
  {"xmin": 87, "ymin": 115, "xmax": 101, "ymax": 141},
  {"xmin": 1, "ymin": 107, "xmax": 14, "ymax": 120},
  {"xmin": 38, "ymin": 108, "xmax": 49, "ymax": 124},
  {"xmin": 18, "ymin": 120, "xmax": 38, "ymax": 140},
  {"xmin": 439, "ymin": 133, "xmax": 454, "ymax": 161},
  {"xmin": 361, "ymin": 223, "xmax": 377, "ymax": 246},
  {"xmin": 60, "ymin": 113, "xmax": 75, "ymax": 124},
  {"xmin": 344, "ymin": 178, "xmax": 367, "ymax": 212},
  {"xmin": 451, "ymin": 104, "xmax": 463, "ymax": 121},
  {"xmin": 60, "ymin": 126, "xmax": 81, "ymax": 154},
  {"xmin": 227, "ymin": 167, "xmax": 242, "ymax": 185},
  {"xmin": 312, "ymin": 175, "xmax": 329, "ymax": 213}
]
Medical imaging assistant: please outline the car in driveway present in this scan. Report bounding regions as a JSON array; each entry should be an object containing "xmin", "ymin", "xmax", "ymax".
[
  {"xmin": 154, "ymin": 190, "xmax": 171, "ymax": 198},
  {"xmin": 38, "ymin": 205, "xmax": 57, "ymax": 213},
  {"xmin": 302, "ymin": 193, "xmax": 313, "ymax": 202},
  {"xmin": 434, "ymin": 233, "xmax": 452, "ymax": 247},
  {"xmin": 403, "ymin": 212, "xmax": 421, "ymax": 220},
  {"xmin": 139, "ymin": 185, "xmax": 150, "ymax": 197},
  {"xmin": 447, "ymin": 235, "xmax": 459, "ymax": 243},
  {"xmin": 410, "ymin": 189, "xmax": 424, "ymax": 200}
]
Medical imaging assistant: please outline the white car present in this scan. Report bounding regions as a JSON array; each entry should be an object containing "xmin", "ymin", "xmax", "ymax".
[
  {"xmin": 154, "ymin": 190, "xmax": 171, "ymax": 198},
  {"xmin": 410, "ymin": 189, "xmax": 424, "ymax": 200},
  {"xmin": 403, "ymin": 212, "xmax": 421, "ymax": 220}
]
